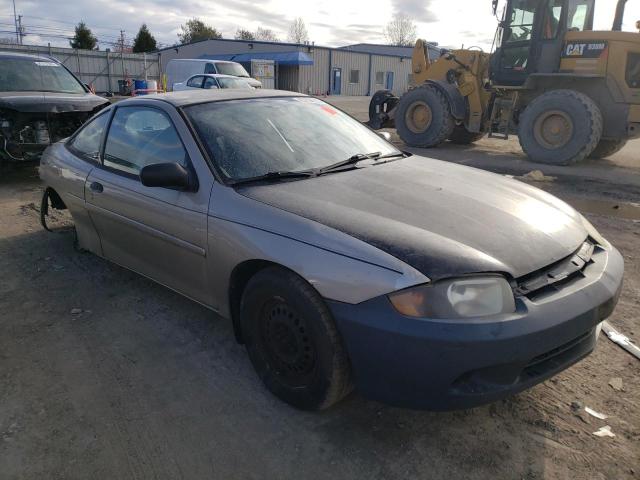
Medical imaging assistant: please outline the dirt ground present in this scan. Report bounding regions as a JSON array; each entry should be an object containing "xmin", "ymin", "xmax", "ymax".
[{"xmin": 1, "ymin": 97, "xmax": 639, "ymax": 479}]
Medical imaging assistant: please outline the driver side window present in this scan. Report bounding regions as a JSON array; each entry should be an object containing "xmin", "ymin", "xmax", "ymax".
[
  {"xmin": 187, "ymin": 76, "xmax": 203, "ymax": 88},
  {"xmin": 103, "ymin": 106, "xmax": 188, "ymax": 176}
]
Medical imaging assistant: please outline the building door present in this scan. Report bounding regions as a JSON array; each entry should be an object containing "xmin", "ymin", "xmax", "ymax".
[
  {"xmin": 331, "ymin": 67, "xmax": 342, "ymax": 95},
  {"xmin": 385, "ymin": 71, "xmax": 394, "ymax": 91}
]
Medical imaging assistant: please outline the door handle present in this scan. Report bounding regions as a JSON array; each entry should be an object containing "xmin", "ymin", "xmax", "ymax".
[{"xmin": 89, "ymin": 181, "xmax": 103, "ymax": 193}]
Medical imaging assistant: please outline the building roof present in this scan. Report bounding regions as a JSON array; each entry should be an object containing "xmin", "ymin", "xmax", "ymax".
[
  {"xmin": 339, "ymin": 42, "xmax": 443, "ymax": 58},
  {"xmin": 156, "ymin": 38, "xmax": 416, "ymax": 60},
  {"xmin": 129, "ymin": 88, "xmax": 304, "ymax": 108},
  {"xmin": 200, "ymin": 51, "xmax": 313, "ymax": 66},
  {"xmin": 156, "ymin": 37, "xmax": 313, "ymax": 53}
]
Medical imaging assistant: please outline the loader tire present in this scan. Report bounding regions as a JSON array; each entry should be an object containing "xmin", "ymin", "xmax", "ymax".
[
  {"xmin": 589, "ymin": 138, "xmax": 627, "ymax": 159},
  {"xmin": 518, "ymin": 89, "xmax": 602, "ymax": 165},
  {"xmin": 448, "ymin": 125, "xmax": 485, "ymax": 145},
  {"xmin": 395, "ymin": 86, "xmax": 455, "ymax": 148}
]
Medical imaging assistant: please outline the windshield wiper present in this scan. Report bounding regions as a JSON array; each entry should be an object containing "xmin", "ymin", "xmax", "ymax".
[
  {"xmin": 318, "ymin": 151, "xmax": 405, "ymax": 175},
  {"xmin": 230, "ymin": 170, "xmax": 316, "ymax": 185}
]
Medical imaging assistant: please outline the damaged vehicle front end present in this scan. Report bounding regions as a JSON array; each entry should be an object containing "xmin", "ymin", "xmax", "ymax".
[{"xmin": 0, "ymin": 52, "xmax": 109, "ymax": 162}]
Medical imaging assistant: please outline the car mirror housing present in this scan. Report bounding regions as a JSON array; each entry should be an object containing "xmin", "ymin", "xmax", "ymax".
[{"xmin": 140, "ymin": 163, "xmax": 196, "ymax": 191}]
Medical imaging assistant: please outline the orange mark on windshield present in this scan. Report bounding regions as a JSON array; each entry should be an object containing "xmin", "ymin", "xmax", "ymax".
[{"xmin": 321, "ymin": 105, "xmax": 338, "ymax": 115}]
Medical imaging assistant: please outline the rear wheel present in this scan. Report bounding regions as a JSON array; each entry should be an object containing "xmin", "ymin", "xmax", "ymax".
[
  {"xmin": 589, "ymin": 138, "xmax": 627, "ymax": 159},
  {"xmin": 518, "ymin": 89, "xmax": 602, "ymax": 165},
  {"xmin": 395, "ymin": 86, "xmax": 455, "ymax": 147},
  {"xmin": 448, "ymin": 125, "xmax": 485, "ymax": 145},
  {"xmin": 240, "ymin": 267, "xmax": 352, "ymax": 410}
]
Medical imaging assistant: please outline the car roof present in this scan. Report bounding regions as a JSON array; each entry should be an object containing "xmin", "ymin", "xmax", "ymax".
[
  {"xmin": 125, "ymin": 89, "xmax": 307, "ymax": 107},
  {"xmin": 0, "ymin": 51, "xmax": 57, "ymax": 62}
]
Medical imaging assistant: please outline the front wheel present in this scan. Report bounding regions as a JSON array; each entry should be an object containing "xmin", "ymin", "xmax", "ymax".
[
  {"xmin": 240, "ymin": 267, "xmax": 352, "ymax": 410},
  {"xmin": 518, "ymin": 89, "xmax": 603, "ymax": 165},
  {"xmin": 395, "ymin": 86, "xmax": 455, "ymax": 147}
]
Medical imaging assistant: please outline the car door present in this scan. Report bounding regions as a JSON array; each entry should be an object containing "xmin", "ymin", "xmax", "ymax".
[{"xmin": 85, "ymin": 103, "xmax": 214, "ymax": 305}]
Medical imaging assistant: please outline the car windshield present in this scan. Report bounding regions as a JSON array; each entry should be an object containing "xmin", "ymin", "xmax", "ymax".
[
  {"xmin": 0, "ymin": 58, "xmax": 86, "ymax": 93},
  {"xmin": 185, "ymin": 97, "xmax": 401, "ymax": 181},
  {"xmin": 215, "ymin": 62, "xmax": 251, "ymax": 78},
  {"xmin": 217, "ymin": 77, "xmax": 252, "ymax": 89}
]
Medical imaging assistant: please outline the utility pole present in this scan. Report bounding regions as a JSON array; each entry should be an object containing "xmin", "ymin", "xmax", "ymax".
[
  {"xmin": 17, "ymin": 15, "xmax": 24, "ymax": 45},
  {"xmin": 12, "ymin": 0, "xmax": 19, "ymax": 44}
]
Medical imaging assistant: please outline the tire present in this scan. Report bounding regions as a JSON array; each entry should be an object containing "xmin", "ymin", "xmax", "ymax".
[
  {"xmin": 589, "ymin": 138, "xmax": 627, "ymax": 159},
  {"xmin": 240, "ymin": 267, "xmax": 352, "ymax": 410},
  {"xmin": 448, "ymin": 125, "xmax": 485, "ymax": 144},
  {"xmin": 368, "ymin": 89, "xmax": 398, "ymax": 121},
  {"xmin": 395, "ymin": 86, "xmax": 455, "ymax": 147},
  {"xmin": 518, "ymin": 89, "xmax": 603, "ymax": 165}
]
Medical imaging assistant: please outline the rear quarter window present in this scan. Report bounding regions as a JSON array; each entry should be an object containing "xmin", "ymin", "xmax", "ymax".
[{"xmin": 68, "ymin": 112, "xmax": 110, "ymax": 162}]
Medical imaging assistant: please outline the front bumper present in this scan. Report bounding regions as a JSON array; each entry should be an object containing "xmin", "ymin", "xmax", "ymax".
[{"xmin": 328, "ymin": 246, "xmax": 624, "ymax": 410}]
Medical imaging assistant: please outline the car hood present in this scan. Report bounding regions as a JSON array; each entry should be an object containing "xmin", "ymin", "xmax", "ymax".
[
  {"xmin": 237, "ymin": 156, "xmax": 588, "ymax": 280},
  {"xmin": 0, "ymin": 91, "xmax": 109, "ymax": 113}
]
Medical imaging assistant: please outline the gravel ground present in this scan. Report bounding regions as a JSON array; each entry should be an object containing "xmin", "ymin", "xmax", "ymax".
[{"xmin": 1, "ymin": 97, "xmax": 639, "ymax": 479}]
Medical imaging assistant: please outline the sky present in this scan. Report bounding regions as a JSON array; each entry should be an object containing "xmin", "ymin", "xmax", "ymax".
[{"xmin": 1, "ymin": 0, "xmax": 638, "ymax": 51}]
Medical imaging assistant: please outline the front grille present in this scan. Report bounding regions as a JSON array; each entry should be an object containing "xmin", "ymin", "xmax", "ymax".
[{"xmin": 515, "ymin": 239, "xmax": 597, "ymax": 299}]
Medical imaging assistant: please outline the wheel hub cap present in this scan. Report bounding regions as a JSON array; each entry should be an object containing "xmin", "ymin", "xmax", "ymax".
[
  {"xmin": 261, "ymin": 299, "xmax": 315, "ymax": 383},
  {"xmin": 533, "ymin": 110, "xmax": 574, "ymax": 150},
  {"xmin": 405, "ymin": 101, "xmax": 433, "ymax": 134}
]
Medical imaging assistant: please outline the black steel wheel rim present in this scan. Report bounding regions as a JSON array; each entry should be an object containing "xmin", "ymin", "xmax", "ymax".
[{"xmin": 260, "ymin": 298, "xmax": 316, "ymax": 386}]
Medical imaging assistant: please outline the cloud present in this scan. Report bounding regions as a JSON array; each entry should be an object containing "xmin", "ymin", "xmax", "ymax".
[
  {"xmin": 389, "ymin": 0, "xmax": 438, "ymax": 23},
  {"xmin": 1, "ymin": 0, "xmax": 506, "ymax": 51}
]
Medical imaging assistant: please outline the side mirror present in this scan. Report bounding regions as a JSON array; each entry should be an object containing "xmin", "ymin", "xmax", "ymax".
[
  {"xmin": 140, "ymin": 163, "xmax": 195, "ymax": 191},
  {"xmin": 377, "ymin": 131, "xmax": 392, "ymax": 141}
]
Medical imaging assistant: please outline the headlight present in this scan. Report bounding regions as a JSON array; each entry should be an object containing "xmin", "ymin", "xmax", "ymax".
[{"xmin": 388, "ymin": 275, "xmax": 516, "ymax": 319}]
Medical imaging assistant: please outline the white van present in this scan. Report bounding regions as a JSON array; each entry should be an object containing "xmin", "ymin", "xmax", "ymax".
[{"xmin": 165, "ymin": 59, "xmax": 262, "ymax": 91}]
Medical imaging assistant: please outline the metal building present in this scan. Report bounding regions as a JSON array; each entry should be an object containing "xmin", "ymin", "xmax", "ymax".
[{"xmin": 157, "ymin": 38, "xmax": 414, "ymax": 96}]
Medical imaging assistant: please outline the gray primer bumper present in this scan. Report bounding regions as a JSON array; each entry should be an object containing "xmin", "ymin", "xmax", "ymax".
[{"xmin": 327, "ymin": 246, "xmax": 624, "ymax": 410}]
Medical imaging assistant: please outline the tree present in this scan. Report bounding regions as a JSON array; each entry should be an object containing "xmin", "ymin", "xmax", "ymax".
[
  {"xmin": 132, "ymin": 24, "xmax": 157, "ymax": 53},
  {"xmin": 287, "ymin": 17, "xmax": 308, "ymax": 44},
  {"xmin": 255, "ymin": 27, "xmax": 280, "ymax": 42},
  {"xmin": 234, "ymin": 28, "xmax": 255, "ymax": 41},
  {"xmin": 69, "ymin": 21, "xmax": 98, "ymax": 50},
  {"xmin": 178, "ymin": 18, "xmax": 222, "ymax": 44},
  {"xmin": 384, "ymin": 13, "xmax": 417, "ymax": 47}
]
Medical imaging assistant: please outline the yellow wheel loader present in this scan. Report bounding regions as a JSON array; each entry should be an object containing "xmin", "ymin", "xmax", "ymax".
[{"xmin": 368, "ymin": 0, "xmax": 640, "ymax": 165}]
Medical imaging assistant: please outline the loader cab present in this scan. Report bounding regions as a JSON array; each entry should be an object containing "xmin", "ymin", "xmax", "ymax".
[{"xmin": 490, "ymin": 0, "xmax": 595, "ymax": 85}]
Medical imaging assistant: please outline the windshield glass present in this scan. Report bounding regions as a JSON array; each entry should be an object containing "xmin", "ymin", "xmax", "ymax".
[
  {"xmin": 215, "ymin": 62, "xmax": 250, "ymax": 78},
  {"xmin": 0, "ymin": 58, "xmax": 86, "ymax": 93},
  {"xmin": 185, "ymin": 97, "xmax": 400, "ymax": 181},
  {"xmin": 218, "ymin": 77, "xmax": 252, "ymax": 89}
]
